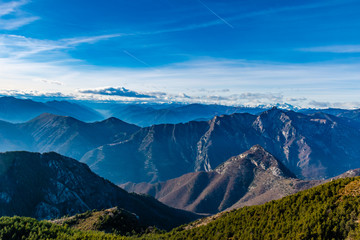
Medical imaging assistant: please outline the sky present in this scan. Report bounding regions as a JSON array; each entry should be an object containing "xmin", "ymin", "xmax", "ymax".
[{"xmin": 0, "ymin": 0, "xmax": 360, "ymax": 108}]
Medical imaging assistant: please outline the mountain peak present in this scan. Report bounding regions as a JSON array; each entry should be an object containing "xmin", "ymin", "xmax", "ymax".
[
  {"xmin": 101, "ymin": 116, "xmax": 123, "ymax": 123},
  {"xmin": 123, "ymin": 145, "xmax": 304, "ymax": 214},
  {"xmin": 248, "ymin": 144, "xmax": 266, "ymax": 153},
  {"xmin": 215, "ymin": 145, "xmax": 295, "ymax": 178},
  {"xmin": 265, "ymin": 106, "xmax": 284, "ymax": 115},
  {"xmin": 28, "ymin": 112, "xmax": 80, "ymax": 123}
]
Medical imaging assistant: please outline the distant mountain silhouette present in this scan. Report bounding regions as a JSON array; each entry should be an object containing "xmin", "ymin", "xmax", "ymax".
[
  {"xmin": 108, "ymin": 103, "xmax": 266, "ymax": 127},
  {"xmin": 300, "ymin": 107, "xmax": 360, "ymax": 123},
  {"xmin": 0, "ymin": 97, "xmax": 102, "ymax": 122},
  {"xmin": 0, "ymin": 113, "xmax": 140, "ymax": 160}
]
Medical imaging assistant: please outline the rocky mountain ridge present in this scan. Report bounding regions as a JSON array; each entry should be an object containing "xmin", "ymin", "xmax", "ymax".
[{"xmin": 84, "ymin": 107, "xmax": 360, "ymax": 183}]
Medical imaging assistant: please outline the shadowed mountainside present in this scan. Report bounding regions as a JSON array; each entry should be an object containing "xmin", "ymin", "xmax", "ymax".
[
  {"xmin": 0, "ymin": 113, "xmax": 140, "ymax": 160},
  {"xmin": 0, "ymin": 151, "xmax": 199, "ymax": 230}
]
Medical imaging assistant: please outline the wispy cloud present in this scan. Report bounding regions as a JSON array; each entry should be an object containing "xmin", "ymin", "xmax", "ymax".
[
  {"xmin": 62, "ymin": 34, "xmax": 124, "ymax": 45},
  {"xmin": 0, "ymin": 0, "xmax": 39, "ymax": 30},
  {"xmin": 123, "ymin": 50, "xmax": 152, "ymax": 67},
  {"xmin": 287, "ymin": 97, "xmax": 307, "ymax": 102},
  {"xmin": 34, "ymin": 79, "xmax": 63, "ymax": 86},
  {"xmin": 308, "ymin": 100, "xmax": 331, "ymax": 108},
  {"xmin": 197, "ymin": 0, "xmax": 234, "ymax": 28},
  {"xmin": 0, "ymin": 33, "xmax": 123, "ymax": 59},
  {"xmin": 146, "ymin": 0, "xmax": 351, "ymax": 34},
  {"xmin": 0, "ymin": 16, "xmax": 39, "ymax": 30},
  {"xmin": 0, "ymin": 0, "xmax": 28, "ymax": 16},
  {"xmin": 299, "ymin": 45, "xmax": 360, "ymax": 53}
]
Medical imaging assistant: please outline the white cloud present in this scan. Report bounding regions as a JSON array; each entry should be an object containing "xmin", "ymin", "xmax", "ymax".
[{"xmin": 80, "ymin": 87, "xmax": 155, "ymax": 99}]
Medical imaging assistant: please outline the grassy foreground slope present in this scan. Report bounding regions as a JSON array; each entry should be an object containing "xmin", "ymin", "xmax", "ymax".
[
  {"xmin": 0, "ymin": 216, "xmax": 127, "ymax": 240},
  {"xmin": 144, "ymin": 177, "xmax": 360, "ymax": 240},
  {"xmin": 2, "ymin": 177, "xmax": 360, "ymax": 240}
]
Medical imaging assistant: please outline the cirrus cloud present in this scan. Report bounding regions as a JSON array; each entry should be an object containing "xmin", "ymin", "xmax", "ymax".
[{"xmin": 0, "ymin": 0, "xmax": 39, "ymax": 30}]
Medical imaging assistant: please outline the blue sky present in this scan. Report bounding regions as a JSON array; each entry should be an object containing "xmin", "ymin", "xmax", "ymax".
[{"xmin": 0, "ymin": 0, "xmax": 360, "ymax": 108}]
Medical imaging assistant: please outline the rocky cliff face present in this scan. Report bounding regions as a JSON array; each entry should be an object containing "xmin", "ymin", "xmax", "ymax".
[
  {"xmin": 122, "ymin": 145, "xmax": 319, "ymax": 214},
  {"xmin": 0, "ymin": 151, "xmax": 198, "ymax": 230},
  {"xmin": 83, "ymin": 108, "xmax": 360, "ymax": 183}
]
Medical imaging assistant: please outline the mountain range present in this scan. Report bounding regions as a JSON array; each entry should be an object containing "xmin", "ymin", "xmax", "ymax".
[
  {"xmin": 104, "ymin": 103, "xmax": 267, "ymax": 127},
  {"xmin": 0, "ymin": 97, "xmax": 360, "ymax": 185},
  {"xmin": 83, "ymin": 107, "xmax": 360, "ymax": 184},
  {"xmin": 0, "ymin": 151, "xmax": 198, "ymax": 230}
]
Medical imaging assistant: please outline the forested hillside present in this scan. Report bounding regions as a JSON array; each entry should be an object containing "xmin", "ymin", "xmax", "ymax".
[{"xmin": 3, "ymin": 177, "xmax": 360, "ymax": 239}]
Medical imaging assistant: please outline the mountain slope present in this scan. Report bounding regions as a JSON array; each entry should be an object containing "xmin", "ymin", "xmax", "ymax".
[
  {"xmin": 0, "ymin": 113, "xmax": 140, "ymax": 160},
  {"xmin": 0, "ymin": 151, "xmax": 198, "ymax": 230},
  {"xmin": 0, "ymin": 96, "xmax": 102, "ymax": 122},
  {"xmin": 82, "ymin": 120, "xmax": 211, "ymax": 183},
  {"xmin": 82, "ymin": 108, "xmax": 360, "ymax": 184},
  {"xmin": 0, "ymin": 120, "xmax": 32, "ymax": 152},
  {"xmin": 51, "ymin": 207, "xmax": 146, "ymax": 235},
  {"xmin": 122, "ymin": 145, "xmax": 319, "ymax": 214},
  {"xmin": 338, "ymin": 109, "xmax": 360, "ymax": 123},
  {"xmin": 142, "ymin": 177, "xmax": 360, "ymax": 239}
]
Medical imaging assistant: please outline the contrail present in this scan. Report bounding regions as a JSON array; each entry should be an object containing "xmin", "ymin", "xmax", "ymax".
[
  {"xmin": 197, "ymin": 0, "xmax": 234, "ymax": 29},
  {"xmin": 123, "ymin": 50, "xmax": 152, "ymax": 67}
]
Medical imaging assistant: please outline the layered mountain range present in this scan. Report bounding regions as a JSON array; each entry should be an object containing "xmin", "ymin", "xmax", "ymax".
[
  {"xmin": 83, "ymin": 107, "xmax": 360, "ymax": 183},
  {"xmin": 0, "ymin": 106, "xmax": 360, "ymax": 184},
  {"xmin": 0, "ymin": 96, "xmax": 102, "ymax": 122},
  {"xmin": 0, "ymin": 151, "xmax": 198, "ymax": 230},
  {"xmin": 0, "ymin": 113, "xmax": 139, "ymax": 159},
  {"xmin": 106, "ymin": 103, "xmax": 267, "ymax": 127}
]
